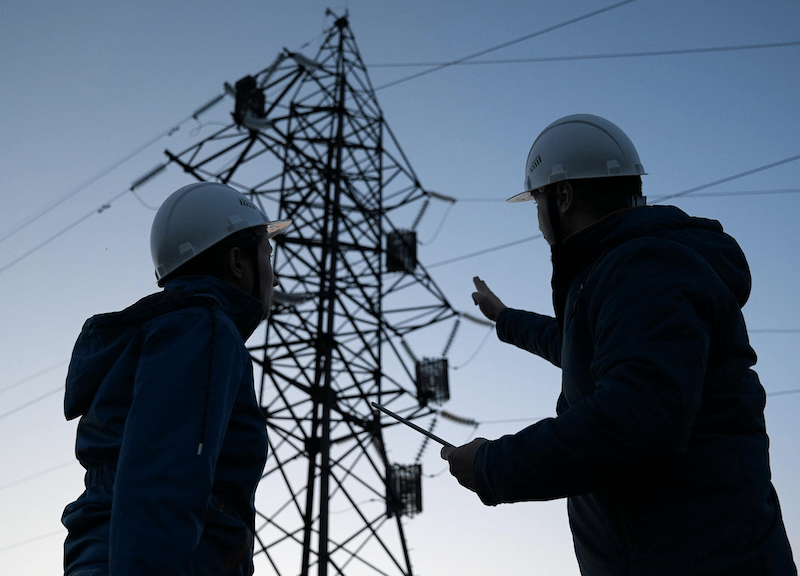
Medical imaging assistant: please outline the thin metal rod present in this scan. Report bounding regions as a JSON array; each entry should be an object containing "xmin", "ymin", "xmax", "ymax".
[{"xmin": 371, "ymin": 403, "xmax": 454, "ymax": 448}]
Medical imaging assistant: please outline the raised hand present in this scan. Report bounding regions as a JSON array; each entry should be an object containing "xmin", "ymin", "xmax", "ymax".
[{"xmin": 471, "ymin": 276, "xmax": 507, "ymax": 322}]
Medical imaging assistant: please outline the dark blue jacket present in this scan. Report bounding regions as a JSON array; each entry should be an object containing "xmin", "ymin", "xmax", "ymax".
[
  {"xmin": 61, "ymin": 276, "xmax": 268, "ymax": 576},
  {"xmin": 473, "ymin": 206, "xmax": 796, "ymax": 575}
]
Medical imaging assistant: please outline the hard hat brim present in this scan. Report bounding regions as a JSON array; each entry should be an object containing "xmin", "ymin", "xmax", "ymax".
[
  {"xmin": 259, "ymin": 219, "xmax": 292, "ymax": 239},
  {"xmin": 506, "ymin": 191, "xmax": 535, "ymax": 203}
]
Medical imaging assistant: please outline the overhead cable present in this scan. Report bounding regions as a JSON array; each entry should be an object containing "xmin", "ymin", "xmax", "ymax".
[
  {"xmin": 652, "ymin": 154, "xmax": 800, "ymax": 203},
  {"xmin": 0, "ymin": 187, "xmax": 130, "ymax": 275},
  {"xmin": 374, "ymin": 0, "xmax": 638, "ymax": 90},
  {"xmin": 0, "ymin": 360, "xmax": 68, "ymax": 395},
  {"xmin": 660, "ymin": 188, "xmax": 800, "ymax": 199},
  {"xmin": 454, "ymin": 189, "xmax": 800, "ymax": 202},
  {"xmin": 0, "ymin": 160, "xmax": 175, "ymax": 274},
  {"xmin": 369, "ymin": 40, "xmax": 800, "ymax": 68},
  {"xmin": 427, "ymin": 234, "xmax": 542, "ymax": 268},
  {"xmin": 4, "ymin": 325, "xmax": 795, "ymax": 420},
  {"xmin": 419, "ymin": 202, "xmax": 455, "ymax": 245},
  {"xmin": 767, "ymin": 388, "xmax": 800, "ymax": 397},
  {"xmin": 0, "ymin": 460, "xmax": 74, "ymax": 491},
  {"xmin": 0, "ymin": 530, "xmax": 64, "ymax": 553},
  {"xmin": 452, "ymin": 325, "xmax": 495, "ymax": 370},
  {"xmin": 443, "ymin": 386, "xmax": 800, "ymax": 429},
  {"xmin": 461, "ymin": 312, "xmax": 494, "ymax": 327},
  {"xmin": 0, "ymin": 386, "xmax": 62, "ymax": 421},
  {"xmin": 429, "ymin": 156, "xmax": 800, "ymax": 268},
  {"xmin": 0, "ymin": 94, "xmax": 224, "ymax": 246}
]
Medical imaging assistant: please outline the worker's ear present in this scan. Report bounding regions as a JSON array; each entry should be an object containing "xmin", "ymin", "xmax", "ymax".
[
  {"xmin": 555, "ymin": 181, "xmax": 574, "ymax": 214},
  {"xmin": 225, "ymin": 246, "xmax": 246, "ymax": 280}
]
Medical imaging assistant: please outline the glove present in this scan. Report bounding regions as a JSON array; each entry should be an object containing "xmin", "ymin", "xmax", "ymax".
[{"xmin": 441, "ymin": 438, "xmax": 488, "ymax": 492}]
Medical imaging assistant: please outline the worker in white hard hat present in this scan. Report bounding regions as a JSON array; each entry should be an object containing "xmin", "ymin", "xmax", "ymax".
[
  {"xmin": 61, "ymin": 182, "xmax": 290, "ymax": 576},
  {"xmin": 442, "ymin": 115, "xmax": 796, "ymax": 575}
]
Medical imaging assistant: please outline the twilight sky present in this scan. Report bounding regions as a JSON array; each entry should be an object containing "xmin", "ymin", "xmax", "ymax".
[{"xmin": 1, "ymin": 1, "xmax": 799, "ymax": 574}]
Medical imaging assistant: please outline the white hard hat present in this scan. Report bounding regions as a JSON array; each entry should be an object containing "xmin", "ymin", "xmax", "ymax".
[
  {"xmin": 508, "ymin": 114, "xmax": 646, "ymax": 203},
  {"xmin": 150, "ymin": 182, "xmax": 291, "ymax": 282}
]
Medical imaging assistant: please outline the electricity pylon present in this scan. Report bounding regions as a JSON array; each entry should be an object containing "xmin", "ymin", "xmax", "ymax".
[{"xmin": 166, "ymin": 11, "xmax": 459, "ymax": 576}]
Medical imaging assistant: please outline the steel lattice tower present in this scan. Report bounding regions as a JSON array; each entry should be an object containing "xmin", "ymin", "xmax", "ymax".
[{"xmin": 166, "ymin": 11, "xmax": 460, "ymax": 576}]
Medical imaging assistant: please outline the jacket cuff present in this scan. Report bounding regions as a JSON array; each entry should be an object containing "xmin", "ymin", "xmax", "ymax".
[
  {"xmin": 495, "ymin": 307, "xmax": 513, "ymax": 343},
  {"xmin": 473, "ymin": 440, "xmax": 498, "ymax": 506}
]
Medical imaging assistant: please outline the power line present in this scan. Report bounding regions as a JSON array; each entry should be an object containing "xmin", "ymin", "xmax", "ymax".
[
  {"xmin": 0, "ymin": 460, "xmax": 74, "ymax": 491},
  {"xmin": 455, "ymin": 188, "xmax": 800, "ymax": 202},
  {"xmin": 480, "ymin": 417, "xmax": 549, "ymax": 425},
  {"xmin": 454, "ymin": 386, "xmax": 800, "ymax": 428},
  {"xmin": 369, "ymin": 40, "xmax": 800, "ymax": 68},
  {"xmin": 7, "ymin": 11, "xmax": 792, "ymax": 277},
  {"xmin": 665, "ymin": 188, "xmax": 800, "ymax": 199},
  {"xmin": 2, "ymin": 4, "xmax": 634, "ymax": 254},
  {"xmin": 374, "ymin": 0, "xmax": 638, "ymax": 90},
  {"xmin": 0, "ymin": 2, "xmax": 637, "ymax": 278},
  {"xmin": 652, "ymin": 154, "xmax": 800, "ymax": 203},
  {"xmin": 452, "ymin": 325, "xmax": 495, "ymax": 370},
  {"xmin": 1, "ymin": 0, "xmax": 623, "ymax": 273},
  {"xmin": 0, "ymin": 360, "xmax": 68, "ymax": 395},
  {"xmin": 419, "ymin": 202, "xmax": 455, "ymax": 245},
  {"xmin": 0, "ymin": 94, "xmax": 224, "ymax": 246},
  {"xmin": 428, "ymin": 157, "xmax": 800, "ymax": 268},
  {"xmin": 427, "ymin": 234, "xmax": 543, "ymax": 268},
  {"xmin": 0, "ymin": 188, "xmax": 131, "ymax": 275},
  {"xmin": 0, "ymin": 157, "xmax": 173, "ymax": 275},
  {"xmin": 0, "ymin": 386, "xmax": 62, "ymax": 421},
  {"xmin": 4, "ymin": 323, "xmax": 797, "ymax": 421},
  {"xmin": 767, "ymin": 388, "xmax": 800, "ymax": 397},
  {"xmin": 0, "ymin": 530, "xmax": 64, "ymax": 553}
]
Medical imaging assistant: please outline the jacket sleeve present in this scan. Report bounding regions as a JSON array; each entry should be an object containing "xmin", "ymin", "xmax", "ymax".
[
  {"xmin": 475, "ymin": 239, "xmax": 720, "ymax": 504},
  {"xmin": 109, "ymin": 307, "xmax": 247, "ymax": 575},
  {"xmin": 496, "ymin": 308, "xmax": 562, "ymax": 367}
]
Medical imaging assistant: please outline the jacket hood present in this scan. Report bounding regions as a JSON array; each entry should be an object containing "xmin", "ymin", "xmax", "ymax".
[
  {"xmin": 557, "ymin": 205, "xmax": 752, "ymax": 307},
  {"xmin": 64, "ymin": 276, "xmax": 264, "ymax": 420}
]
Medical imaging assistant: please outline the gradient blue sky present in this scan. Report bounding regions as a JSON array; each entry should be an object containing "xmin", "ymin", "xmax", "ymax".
[{"xmin": 2, "ymin": 1, "xmax": 799, "ymax": 574}]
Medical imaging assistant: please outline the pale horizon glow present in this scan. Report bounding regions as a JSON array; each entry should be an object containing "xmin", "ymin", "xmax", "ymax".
[{"xmin": 1, "ymin": 1, "xmax": 798, "ymax": 574}]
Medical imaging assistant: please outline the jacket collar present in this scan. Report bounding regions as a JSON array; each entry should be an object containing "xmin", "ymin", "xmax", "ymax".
[
  {"xmin": 548, "ymin": 209, "xmax": 636, "ymax": 328},
  {"xmin": 548, "ymin": 205, "xmax": 751, "ymax": 328},
  {"xmin": 163, "ymin": 275, "xmax": 265, "ymax": 341}
]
